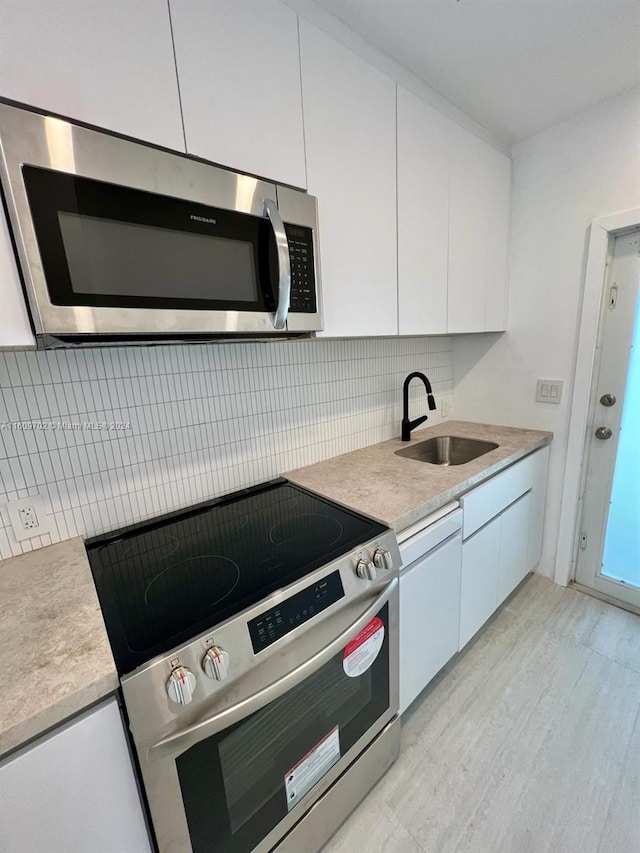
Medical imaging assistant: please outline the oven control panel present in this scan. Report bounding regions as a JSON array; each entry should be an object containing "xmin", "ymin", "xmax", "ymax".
[{"xmin": 248, "ymin": 570, "xmax": 345, "ymax": 654}]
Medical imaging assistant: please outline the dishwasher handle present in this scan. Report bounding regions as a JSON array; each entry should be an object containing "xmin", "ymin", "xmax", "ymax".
[{"xmin": 398, "ymin": 507, "xmax": 462, "ymax": 570}]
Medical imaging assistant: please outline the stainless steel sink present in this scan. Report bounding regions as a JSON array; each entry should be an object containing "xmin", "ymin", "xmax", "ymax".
[{"xmin": 394, "ymin": 435, "xmax": 499, "ymax": 466}]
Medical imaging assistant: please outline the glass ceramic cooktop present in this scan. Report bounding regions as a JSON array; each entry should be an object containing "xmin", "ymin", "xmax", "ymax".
[{"xmin": 86, "ymin": 479, "xmax": 386, "ymax": 674}]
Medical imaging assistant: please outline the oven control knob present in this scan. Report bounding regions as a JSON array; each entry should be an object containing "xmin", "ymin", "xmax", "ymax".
[
  {"xmin": 166, "ymin": 666, "xmax": 197, "ymax": 706},
  {"xmin": 202, "ymin": 646, "xmax": 230, "ymax": 681},
  {"xmin": 373, "ymin": 548, "xmax": 394, "ymax": 571},
  {"xmin": 355, "ymin": 557, "xmax": 377, "ymax": 581}
]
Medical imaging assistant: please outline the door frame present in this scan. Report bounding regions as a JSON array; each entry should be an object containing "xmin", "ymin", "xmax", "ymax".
[{"xmin": 555, "ymin": 207, "xmax": 640, "ymax": 587}]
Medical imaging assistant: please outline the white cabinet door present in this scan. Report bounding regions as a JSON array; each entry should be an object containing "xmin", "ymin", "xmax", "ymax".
[
  {"xmin": 397, "ymin": 86, "xmax": 450, "ymax": 335},
  {"xmin": 459, "ymin": 448, "xmax": 550, "ymax": 647},
  {"xmin": 0, "ymin": 0, "xmax": 184, "ymax": 150},
  {"xmin": 170, "ymin": 0, "xmax": 306, "ymax": 188},
  {"xmin": 0, "ymin": 699, "xmax": 151, "ymax": 853},
  {"xmin": 0, "ymin": 207, "xmax": 34, "ymax": 350},
  {"xmin": 399, "ymin": 533, "xmax": 462, "ymax": 714},
  {"xmin": 497, "ymin": 491, "xmax": 532, "ymax": 605},
  {"xmin": 459, "ymin": 517, "xmax": 500, "ymax": 650},
  {"xmin": 485, "ymin": 146, "xmax": 512, "ymax": 331},
  {"xmin": 448, "ymin": 126, "xmax": 511, "ymax": 333},
  {"xmin": 299, "ymin": 20, "xmax": 397, "ymax": 338},
  {"xmin": 527, "ymin": 445, "xmax": 550, "ymax": 572}
]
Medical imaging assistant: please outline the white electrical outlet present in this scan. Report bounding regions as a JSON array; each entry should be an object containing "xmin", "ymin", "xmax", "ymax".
[
  {"xmin": 536, "ymin": 379, "xmax": 564, "ymax": 404},
  {"xmin": 441, "ymin": 397, "xmax": 452, "ymax": 418},
  {"xmin": 5, "ymin": 495, "xmax": 51, "ymax": 542}
]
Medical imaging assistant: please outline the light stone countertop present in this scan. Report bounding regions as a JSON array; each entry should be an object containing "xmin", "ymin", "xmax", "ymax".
[
  {"xmin": 0, "ymin": 537, "xmax": 118, "ymax": 758},
  {"xmin": 285, "ymin": 420, "xmax": 553, "ymax": 533}
]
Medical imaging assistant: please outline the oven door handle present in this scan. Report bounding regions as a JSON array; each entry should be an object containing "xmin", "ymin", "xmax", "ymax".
[
  {"xmin": 148, "ymin": 577, "xmax": 397, "ymax": 761},
  {"xmin": 263, "ymin": 198, "xmax": 291, "ymax": 330}
]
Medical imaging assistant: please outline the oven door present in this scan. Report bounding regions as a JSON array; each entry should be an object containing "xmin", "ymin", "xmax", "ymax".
[{"xmin": 134, "ymin": 585, "xmax": 398, "ymax": 853}]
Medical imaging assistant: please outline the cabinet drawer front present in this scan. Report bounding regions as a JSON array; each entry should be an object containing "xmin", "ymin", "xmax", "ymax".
[
  {"xmin": 461, "ymin": 452, "xmax": 538, "ymax": 539},
  {"xmin": 399, "ymin": 509, "xmax": 463, "ymax": 570}
]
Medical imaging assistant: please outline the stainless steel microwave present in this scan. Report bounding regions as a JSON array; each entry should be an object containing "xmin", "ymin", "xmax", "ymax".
[{"xmin": 0, "ymin": 102, "xmax": 322, "ymax": 347}]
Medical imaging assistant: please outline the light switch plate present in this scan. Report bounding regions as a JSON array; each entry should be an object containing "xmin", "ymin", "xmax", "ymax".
[
  {"xmin": 5, "ymin": 494, "xmax": 51, "ymax": 541},
  {"xmin": 536, "ymin": 379, "xmax": 564, "ymax": 404}
]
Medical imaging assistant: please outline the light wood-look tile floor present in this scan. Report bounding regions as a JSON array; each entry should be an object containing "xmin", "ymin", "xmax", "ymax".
[{"xmin": 324, "ymin": 574, "xmax": 640, "ymax": 853}]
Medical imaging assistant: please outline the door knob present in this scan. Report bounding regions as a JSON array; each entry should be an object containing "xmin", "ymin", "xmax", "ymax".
[
  {"xmin": 600, "ymin": 394, "xmax": 616, "ymax": 407},
  {"xmin": 595, "ymin": 426, "xmax": 612, "ymax": 440}
]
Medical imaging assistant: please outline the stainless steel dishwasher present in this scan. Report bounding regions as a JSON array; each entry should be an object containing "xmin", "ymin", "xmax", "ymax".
[{"xmin": 397, "ymin": 503, "xmax": 463, "ymax": 715}]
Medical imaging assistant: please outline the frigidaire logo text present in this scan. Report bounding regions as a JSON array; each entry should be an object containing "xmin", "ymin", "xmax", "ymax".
[{"xmin": 190, "ymin": 214, "xmax": 216, "ymax": 225}]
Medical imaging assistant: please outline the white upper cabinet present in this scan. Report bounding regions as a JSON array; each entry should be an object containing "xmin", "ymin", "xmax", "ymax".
[
  {"xmin": 0, "ymin": 0, "xmax": 184, "ymax": 150},
  {"xmin": 0, "ymin": 207, "xmax": 35, "ymax": 350},
  {"xmin": 448, "ymin": 126, "xmax": 511, "ymax": 333},
  {"xmin": 485, "ymin": 145, "xmax": 512, "ymax": 331},
  {"xmin": 170, "ymin": 0, "xmax": 306, "ymax": 188},
  {"xmin": 299, "ymin": 20, "xmax": 397, "ymax": 338},
  {"xmin": 397, "ymin": 86, "xmax": 451, "ymax": 335}
]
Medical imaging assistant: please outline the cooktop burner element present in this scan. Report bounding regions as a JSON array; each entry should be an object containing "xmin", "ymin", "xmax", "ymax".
[
  {"xmin": 121, "ymin": 531, "xmax": 180, "ymax": 563},
  {"xmin": 86, "ymin": 479, "xmax": 387, "ymax": 674},
  {"xmin": 269, "ymin": 513, "xmax": 343, "ymax": 551},
  {"xmin": 144, "ymin": 555, "xmax": 241, "ymax": 617}
]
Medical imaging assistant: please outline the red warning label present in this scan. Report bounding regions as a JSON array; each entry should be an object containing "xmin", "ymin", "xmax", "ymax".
[{"xmin": 342, "ymin": 616, "xmax": 384, "ymax": 677}]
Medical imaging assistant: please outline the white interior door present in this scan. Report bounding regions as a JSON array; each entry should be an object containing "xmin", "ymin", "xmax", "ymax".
[{"xmin": 575, "ymin": 230, "xmax": 640, "ymax": 608}]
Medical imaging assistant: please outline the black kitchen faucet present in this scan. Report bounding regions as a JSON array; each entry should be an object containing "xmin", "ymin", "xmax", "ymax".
[{"xmin": 401, "ymin": 372, "xmax": 437, "ymax": 441}]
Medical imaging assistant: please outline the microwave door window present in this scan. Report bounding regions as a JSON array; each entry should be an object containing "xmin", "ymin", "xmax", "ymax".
[
  {"xmin": 21, "ymin": 165, "xmax": 276, "ymax": 313},
  {"xmin": 57, "ymin": 212, "xmax": 258, "ymax": 302}
]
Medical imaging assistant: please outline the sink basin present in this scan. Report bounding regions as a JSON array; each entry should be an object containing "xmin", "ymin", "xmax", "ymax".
[{"xmin": 395, "ymin": 435, "xmax": 499, "ymax": 466}]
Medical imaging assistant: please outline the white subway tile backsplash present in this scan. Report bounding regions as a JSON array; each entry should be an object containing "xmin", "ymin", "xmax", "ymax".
[{"xmin": 0, "ymin": 337, "xmax": 453, "ymax": 559}]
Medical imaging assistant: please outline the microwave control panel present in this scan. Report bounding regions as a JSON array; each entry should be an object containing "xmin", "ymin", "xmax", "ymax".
[
  {"xmin": 285, "ymin": 224, "xmax": 317, "ymax": 313},
  {"xmin": 248, "ymin": 570, "xmax": 344, "ymax": 653}
]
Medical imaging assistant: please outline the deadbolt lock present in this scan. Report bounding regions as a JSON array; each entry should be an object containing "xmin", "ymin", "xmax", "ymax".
[{"xmin": 595, "ymin": 426, "xmax": 612, "ymax": 440}]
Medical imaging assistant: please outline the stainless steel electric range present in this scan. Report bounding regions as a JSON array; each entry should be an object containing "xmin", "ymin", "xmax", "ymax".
[{"xmin": 86, "ymin": 478, "xmax": 401, "ymax": 853}]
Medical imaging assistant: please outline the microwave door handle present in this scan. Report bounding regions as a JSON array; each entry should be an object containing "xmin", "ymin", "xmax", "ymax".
[
  {"xmin": 263, "ymin": 198, "xmax": 291, "ymax": 330},
  {"xmin": 148, "ymin": 577, "xmax": 397, "ymax": 762}
]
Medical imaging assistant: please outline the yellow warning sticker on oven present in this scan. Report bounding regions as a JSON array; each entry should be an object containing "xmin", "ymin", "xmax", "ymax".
[
  {"xmin": 342, "ymin": 616, "xmax": 384, "ymax": 677},
  {"xmin": 284, "ymin": 726, "xmax": 340, "ymax": 811}
]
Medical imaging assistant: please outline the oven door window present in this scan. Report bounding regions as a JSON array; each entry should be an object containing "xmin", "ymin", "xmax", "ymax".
[
  {"xmin": 21, "ymin": 165, "xmax": 278, "ymax": 312},
  {"xmin": 176, "ymin": 605, "xmax": 390, "ymax": 853}
]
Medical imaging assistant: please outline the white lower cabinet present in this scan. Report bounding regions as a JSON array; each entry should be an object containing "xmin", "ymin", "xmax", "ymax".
[
  {"xmin": 459, "ymin": 517, "xmax": 501, "ymax": 650},
  {"xmin": 0, "ymin": 698, "xmax": 151, "ymax": 853},
  {"xmin": 497, "ymin": 491, "xmax": 533, "ymax": 605},
  {"xmin": 399, "ymin": 525, "xmax": 462, "ymax": 715},
  {"xmin": 459, "ymin": 446, "xmax": 550, "ymax": 650},
  {"xmin": 459, "ymin": 490, "xmax": 533, "ymax": 649}
]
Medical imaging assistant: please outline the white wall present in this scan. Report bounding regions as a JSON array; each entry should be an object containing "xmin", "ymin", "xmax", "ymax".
[
  {"xmin": 453, "ymin": 87, "xmax": 640, "ymax": 579},
  {"xmin": 0, "ymin": 337, "xmax": 453, "ymax": 560}
]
